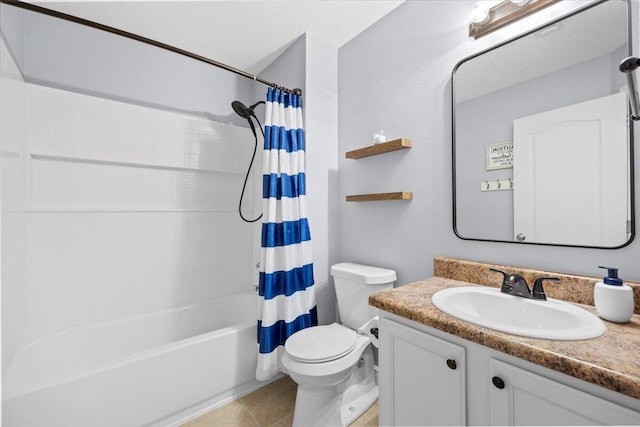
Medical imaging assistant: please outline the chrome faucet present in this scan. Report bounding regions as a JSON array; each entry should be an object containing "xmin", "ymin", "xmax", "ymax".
[{"xmin": 490, "ymin": 268, "xmax": 559, "ymax": 300}]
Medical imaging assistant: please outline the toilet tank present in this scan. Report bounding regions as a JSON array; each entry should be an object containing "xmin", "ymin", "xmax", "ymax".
[{"xmin": 331, "ymin": 262, "xmax": 396, "ymax": 329}]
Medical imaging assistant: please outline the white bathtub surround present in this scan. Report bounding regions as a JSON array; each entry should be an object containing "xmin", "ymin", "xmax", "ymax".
[
  {"xmin": 4, "ymin": 293, "xmax": 261, "ymax": 426},
  {"xmin": 0, "ymin": 35, "xmax": 28, "ymax": 377},
  {"xmin": 17, "ymin": 84, "xmax": 258, "ymax": 342},
  {"xmin": 2, "ymin": 84, "xmax": 265, "ymax": 425}
]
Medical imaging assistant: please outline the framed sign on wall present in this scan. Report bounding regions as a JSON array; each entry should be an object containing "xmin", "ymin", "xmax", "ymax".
[{"xmin": 485, "ymin": 141, "xmax": 513, "ymax": 170}]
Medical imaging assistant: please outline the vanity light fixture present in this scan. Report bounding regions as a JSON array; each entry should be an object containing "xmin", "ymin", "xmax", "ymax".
[{"xmin": 469, "ymin": 0, "xmax": 561, "ymax": 39}]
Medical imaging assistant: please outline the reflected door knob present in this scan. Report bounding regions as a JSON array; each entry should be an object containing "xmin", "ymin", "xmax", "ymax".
[{"xmin": 515, "ymin": 234, "xmax": 526, "ymax": 241}]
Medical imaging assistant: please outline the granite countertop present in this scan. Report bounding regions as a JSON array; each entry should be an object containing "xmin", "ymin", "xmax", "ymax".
[{"xmin": 369, "ymin": 276, "xmax": 640, "ymax": 400}]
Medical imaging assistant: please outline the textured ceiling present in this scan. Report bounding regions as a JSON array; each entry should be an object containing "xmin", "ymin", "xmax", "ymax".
[{"xmin": 33, "ymin": 1, "xmax": 404, "ymax": 75}]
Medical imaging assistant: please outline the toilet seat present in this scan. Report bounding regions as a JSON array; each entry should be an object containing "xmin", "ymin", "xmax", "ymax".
[
  {"xmin": 282, "ymin": 334, "xmax": 371, "ymax": 379},
  {"xmin": 285, "ymin": 324, "xmax": 357, "ymax": 363}
]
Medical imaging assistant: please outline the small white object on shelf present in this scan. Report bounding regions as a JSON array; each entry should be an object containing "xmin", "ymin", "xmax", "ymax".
[{"xmin": 373, "ymin": 129, "xmax": 386, "ymax": 144}]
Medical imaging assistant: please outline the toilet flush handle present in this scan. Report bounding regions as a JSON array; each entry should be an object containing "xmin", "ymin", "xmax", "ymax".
[{"xmin": 370, "ymin": 327, "xmax": 379, "ymax": 340}]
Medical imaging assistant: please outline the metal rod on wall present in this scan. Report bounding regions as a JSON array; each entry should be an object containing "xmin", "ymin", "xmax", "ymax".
[{"xmin": 0, "ymin": 0, "xmax": 301, "ymax": 95}]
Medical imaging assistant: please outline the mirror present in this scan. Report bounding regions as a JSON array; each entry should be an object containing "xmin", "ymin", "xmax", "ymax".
[{"xmin": 452, "ymin": 0, "xmax": 634, "ymax": 248}]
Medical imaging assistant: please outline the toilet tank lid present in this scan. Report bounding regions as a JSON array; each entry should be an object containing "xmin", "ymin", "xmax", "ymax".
[{"xmin": 330, "ymin": 262, "xmax": 397, "ymax": 284}]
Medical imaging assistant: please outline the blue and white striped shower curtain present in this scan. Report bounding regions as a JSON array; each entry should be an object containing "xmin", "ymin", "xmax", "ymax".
[{"xmin": 256, "ymin": 88, "xmax": 317, "ymax": 381}]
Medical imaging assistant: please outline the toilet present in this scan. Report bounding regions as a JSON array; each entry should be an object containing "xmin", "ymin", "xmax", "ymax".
[{"xmin": 282, "ymin": 262, "xmax": 396, "ymax": 427}]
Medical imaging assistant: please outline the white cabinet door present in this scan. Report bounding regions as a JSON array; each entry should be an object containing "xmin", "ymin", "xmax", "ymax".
[
  {"xmin": 513, "ymin": 92, "xmax": 629, "ymax": 246},
  {"xmin": 379, "ymin": 318, "xmax": 466, "ymax": 426},
  {"xmin": 489, "ymin": 359, "xmax": 640, "ymax": 425}
]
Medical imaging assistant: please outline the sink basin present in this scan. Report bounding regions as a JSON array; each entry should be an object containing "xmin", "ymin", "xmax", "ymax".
[{"xmin": 431, "ymin": 286, "xmax": 606, "ymax": 340}]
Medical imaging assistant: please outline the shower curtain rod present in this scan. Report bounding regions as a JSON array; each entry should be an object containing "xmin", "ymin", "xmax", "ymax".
[{"xmin": 0, "ymin": 0, "xmax": 301, "ymax": 96}]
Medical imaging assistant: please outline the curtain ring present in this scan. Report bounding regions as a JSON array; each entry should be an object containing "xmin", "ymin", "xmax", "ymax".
[
  {"xmin": 484, "ymin": 180, "xmax": 489, "ymax": 190},
  {"xmin": 497, "ymin": 180, "xmax": 501, "ymax": 189},
  {"xmin": 509, "ymin": 178, "xmax": 513, "ymax": 188}
]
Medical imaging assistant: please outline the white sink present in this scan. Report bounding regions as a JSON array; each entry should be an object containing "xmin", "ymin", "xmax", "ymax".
[{"xmin": 431, "ymin": 286, "xmax": 606, "ymax": 340}]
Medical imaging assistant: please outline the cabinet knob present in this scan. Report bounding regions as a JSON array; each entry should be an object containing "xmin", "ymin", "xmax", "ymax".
[
  {"xmin": 446, "ymin": 359, "xmax": 457, "ymax": 370},
  {"xmin": 492, "ymin": 376, "xmax": 505, "ymax": 389}
]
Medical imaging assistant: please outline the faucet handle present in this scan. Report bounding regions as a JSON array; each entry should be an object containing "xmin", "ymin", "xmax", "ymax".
[
  {"xmin": 489, "ymin": 268, "xmax": 508, "ymax": 281},
  {"xmin": 489, "ymin": 268, "xmax": 511, "ymax": 293},
  {"xmin": 532, "ymin": 277, "xmax": 560, "ymax": 300}
]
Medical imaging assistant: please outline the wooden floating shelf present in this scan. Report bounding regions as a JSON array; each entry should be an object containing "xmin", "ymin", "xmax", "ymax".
[
  {"xmin": 346, "ymin": 192, "xmax": 413, "ymax": 202},
  {"xmin": 345, "ymin": 138, "xmax": 412, "ymax": 159}
]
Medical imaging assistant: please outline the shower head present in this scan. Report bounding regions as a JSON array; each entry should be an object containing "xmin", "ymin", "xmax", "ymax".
[
  {"xmin": 232, "ymin": 100, "xmax": 266, "ymax": 139},
  {"xmin": 620, "ymin": 56, "xmax": 640, "ymax": 73},
  {"xmin": 231, "ymin": 100, "xmax": 265, "ymax": 119},
  {"xmin": 232, "ymin": 101, "xmax": 252, "ymax": 119},
  {"xmin": 619, "ymin": 56, "xmax": 640, "ymax": 121}
]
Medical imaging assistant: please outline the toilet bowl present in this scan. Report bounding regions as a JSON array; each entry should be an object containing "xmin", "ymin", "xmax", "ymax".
[
  {"xmin": 282, "ymin": 263, "xmax": 396, "ymax": 427},
  {"xmin": 282, "ymin": 323, "xmax": 378, "ymax": 427}
]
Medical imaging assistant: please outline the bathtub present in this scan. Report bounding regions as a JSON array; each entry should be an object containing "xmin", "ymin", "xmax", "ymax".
[{"xmin": 3, "ymin": 292, "xmax": 264, "ymax": 426}]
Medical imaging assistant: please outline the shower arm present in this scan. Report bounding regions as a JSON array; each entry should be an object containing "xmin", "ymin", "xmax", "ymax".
[
  {"xmin": 0, "ymin": 0, "xmax": 302, "ymax": 96},
  {"xmin": 620, "ymin": 56, "xmax": 640, "ymax": 121}
]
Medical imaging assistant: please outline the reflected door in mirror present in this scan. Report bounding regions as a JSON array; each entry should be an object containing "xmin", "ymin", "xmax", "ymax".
[{"xmin": 513, "ymin": 92, "xmax": 629, "ymax": 246}]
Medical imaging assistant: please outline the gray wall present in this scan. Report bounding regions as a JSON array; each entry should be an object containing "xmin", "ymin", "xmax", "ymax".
[{"xmin": 338, "ymin": 0, "xmax": 640, "ymax": 285}]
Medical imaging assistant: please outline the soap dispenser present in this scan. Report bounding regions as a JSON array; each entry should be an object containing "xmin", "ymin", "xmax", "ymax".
[{"xmin": 593, "ymin": 266, "xmax": 634, "ymax": 323}]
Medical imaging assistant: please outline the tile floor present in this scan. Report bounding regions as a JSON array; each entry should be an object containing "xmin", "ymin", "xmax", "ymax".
[{"xmin": 182, "ymin": 376, "xmax": 378, "ymax": 427}]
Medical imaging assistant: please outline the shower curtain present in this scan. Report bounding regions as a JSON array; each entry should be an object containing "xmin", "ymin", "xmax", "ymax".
[{"xmin": 256, "ymin": 88, "xmax": 317, "ymax": 381}]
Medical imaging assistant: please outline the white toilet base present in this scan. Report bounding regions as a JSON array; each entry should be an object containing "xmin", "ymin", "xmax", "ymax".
[
  {"xmin": 290, "ymin": 345, "xmax": 377, "ymax": 427},
  {"xmin": 340, "ymin": 385, "xmax": 378, "ymax": 426}
]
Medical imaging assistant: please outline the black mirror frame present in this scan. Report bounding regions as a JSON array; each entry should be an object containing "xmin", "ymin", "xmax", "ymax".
[{"xmin": 451, "ymin": 0, "xmax": 635, "ymax": 250}]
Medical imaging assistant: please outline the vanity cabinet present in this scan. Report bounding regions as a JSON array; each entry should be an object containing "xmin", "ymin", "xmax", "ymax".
[
  {"xmin": 378, "ymin": 317, "xmax": 465, "ymax": 426},
  {"xmin": 489, "ymin": 359, "xmax": 640, "ymax": 425},
  {"xmin": 379, "ymin": 316, "xmax": 640, "ymax": 426}
]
